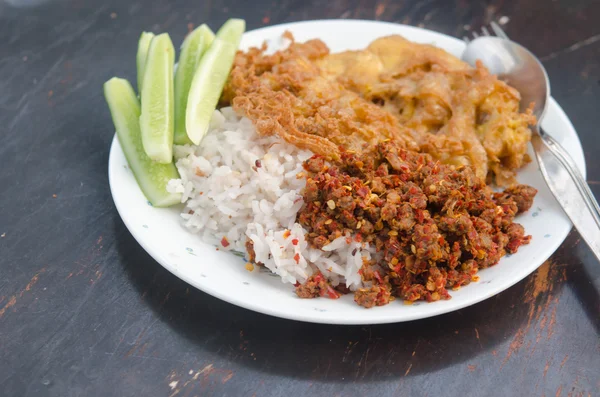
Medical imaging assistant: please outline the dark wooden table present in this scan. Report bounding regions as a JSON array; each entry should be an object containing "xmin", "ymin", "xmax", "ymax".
[{"xmin": 1, "ymin": 0, "xmax": 599, "ymax": 396}]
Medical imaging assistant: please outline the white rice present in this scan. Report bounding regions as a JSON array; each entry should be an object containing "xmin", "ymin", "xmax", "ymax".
[{"xmin": 167, "ymin": 107, "xmax": 369, "ymax": 288}]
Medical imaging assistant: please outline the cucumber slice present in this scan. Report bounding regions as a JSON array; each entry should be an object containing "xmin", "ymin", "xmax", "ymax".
[
  {"xmin": 104, "ymin": 78, "xmax": 181, "ymax": 207},
  {"xmin": 136, "ymin": 32, "xmax": 154, "ymax": 94},
  {"xmin": 174, "ymin": 24, "xmax": 215, "ymax": 145},
  {"xmin": 185, "ymin": 19, "xmax": 245, "ymax": 145},
  {"xmin": 215, "ymin": 18, "xmax": 245, "ymax": 47},
  {"xmin": 139, "ymin": 33, "xmax": 175, "ymax": 163}
]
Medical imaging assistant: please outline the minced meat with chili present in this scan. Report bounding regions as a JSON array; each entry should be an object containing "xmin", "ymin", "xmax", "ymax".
[{"xmin": 295, "ymin": 142, "xmax": 536, "ymax": 307}]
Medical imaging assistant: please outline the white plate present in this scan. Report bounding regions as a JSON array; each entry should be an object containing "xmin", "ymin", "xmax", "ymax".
[{"xmin": 108, "ymin": 20, "xmax": 586, "ymax": 324}]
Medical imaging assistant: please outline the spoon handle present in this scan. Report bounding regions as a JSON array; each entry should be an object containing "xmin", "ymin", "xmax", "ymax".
[{"xmin": 532, "ymin": 128, "xmax": 600, "ymax": 260}]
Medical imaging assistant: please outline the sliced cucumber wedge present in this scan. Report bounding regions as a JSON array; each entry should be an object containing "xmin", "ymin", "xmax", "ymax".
[
  {"xmin": 139, "ymin": 33, "xmax": 175, "ymax": 163},
  {"xmin": 185, "ymin": 19, "xmax": 245, "ymax": 145},
  {"xmin": 136, "ymin": 32, "xmax": 154, "ymax": 94},
  {"xmin": 215, "ymin": 18, "xmax": 245, "ymax": 47},
  {"xmin": 104, "ymin": 78, "xmax": 181, "ymax": 207},
  {"xmin": 174, "ymin": 24, "xmax": 215, "ymax": 145}
]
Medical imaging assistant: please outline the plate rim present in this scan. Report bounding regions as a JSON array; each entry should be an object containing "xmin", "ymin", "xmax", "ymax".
[{"xmin": 108, "ymin": 19, "xmax": 585, "ymax": 324}]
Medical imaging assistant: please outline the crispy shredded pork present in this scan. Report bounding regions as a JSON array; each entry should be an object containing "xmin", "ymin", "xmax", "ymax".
[{"xmin": 223, "ymin": 33, "xmax": 535, "ymax": 185}]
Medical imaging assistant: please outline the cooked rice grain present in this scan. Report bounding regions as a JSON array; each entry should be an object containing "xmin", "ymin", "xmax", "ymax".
[{"xmin": 167, "ymin": 108, "xmax": 368, "ymax": 288}]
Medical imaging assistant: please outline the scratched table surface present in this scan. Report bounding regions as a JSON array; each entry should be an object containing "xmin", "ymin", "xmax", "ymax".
[{"xmin": 1, "ymin": 0, "xmax": 599, "ymax": 396}]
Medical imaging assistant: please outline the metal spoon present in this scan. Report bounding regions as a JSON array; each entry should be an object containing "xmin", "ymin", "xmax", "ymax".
[{"xmin": 462, "ymin": 26, "xmax": 600, "ymax": 261}]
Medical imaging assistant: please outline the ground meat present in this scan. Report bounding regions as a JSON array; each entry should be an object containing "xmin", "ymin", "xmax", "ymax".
[
  {"xmin": 337, "ymin": 195, "xmax": 355, "ymax": 211},
  {"xmin": 311, "ymin": 235, "xmax": 330, "ymax": 249},
  {"xmin": 495, "ymin": 184, "xmax": 537, "ymax": 213},
  {"xmin": 392, "ymin": 203, "xmax": 416, "ymax": 231},
  {"xmin": 297, "ymin": 141, "xmax": 537, "ymax": 307},
  {"xmin": 371, "ymin": 177, "xmax": 386, "ymax": 193},
  {"xmin": 439, "ymin": 213, "xmax": 473, "ymax": 235},
  {"xmin": 381, "ymin": 202, "xmax": 398, "ymax": 221},
  {"xmin": 354, "ymin": 284, "xmax": 392, "ymax": 308},
  {"xmin": 295, "ymin": 272, "xmax": 341, "ymax": 299},
  {"xmin": 305, "ymin": 156, "xmax": 326, "ymax": 173},
  {"xmin": 504, "ymin": 222, "xmax": 531, "ymax": 253},
  {"xmin": 245, "ymin": 239, "xmax": 256, "ymax": 263},
  {"xmin": 303, "ymin": 179, "xmax": 320, "ymax": 202},
  {"xmin": 245, "ymin": 239, "xmax": 265, "ymax": 267},
  {"xmin": 413, "ymin": 222, "xmax": 445, "ymax": 262}
]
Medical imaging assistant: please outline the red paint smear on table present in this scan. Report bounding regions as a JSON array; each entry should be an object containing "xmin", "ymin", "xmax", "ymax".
[
  {"xmin": 559, "ymin": 354, "xmax": 569, "ymax": 370},
  {"xmin": 0, "ymin": 268, "xmax": 45, "ymax": 319},
  {"xmin": 0, "ymin": 296, "xmax": 17, "ymax": 318},
  {"xmin": 543, "ymin": 359, "xmax": 551, "ymax": 378},
  {"xmin": 501, "ymin": 260, "xmax": 567, "ymax": 368},
  {"xmin": 375, "ymin": 3, "xmax": 386, "ymax": 18}
]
